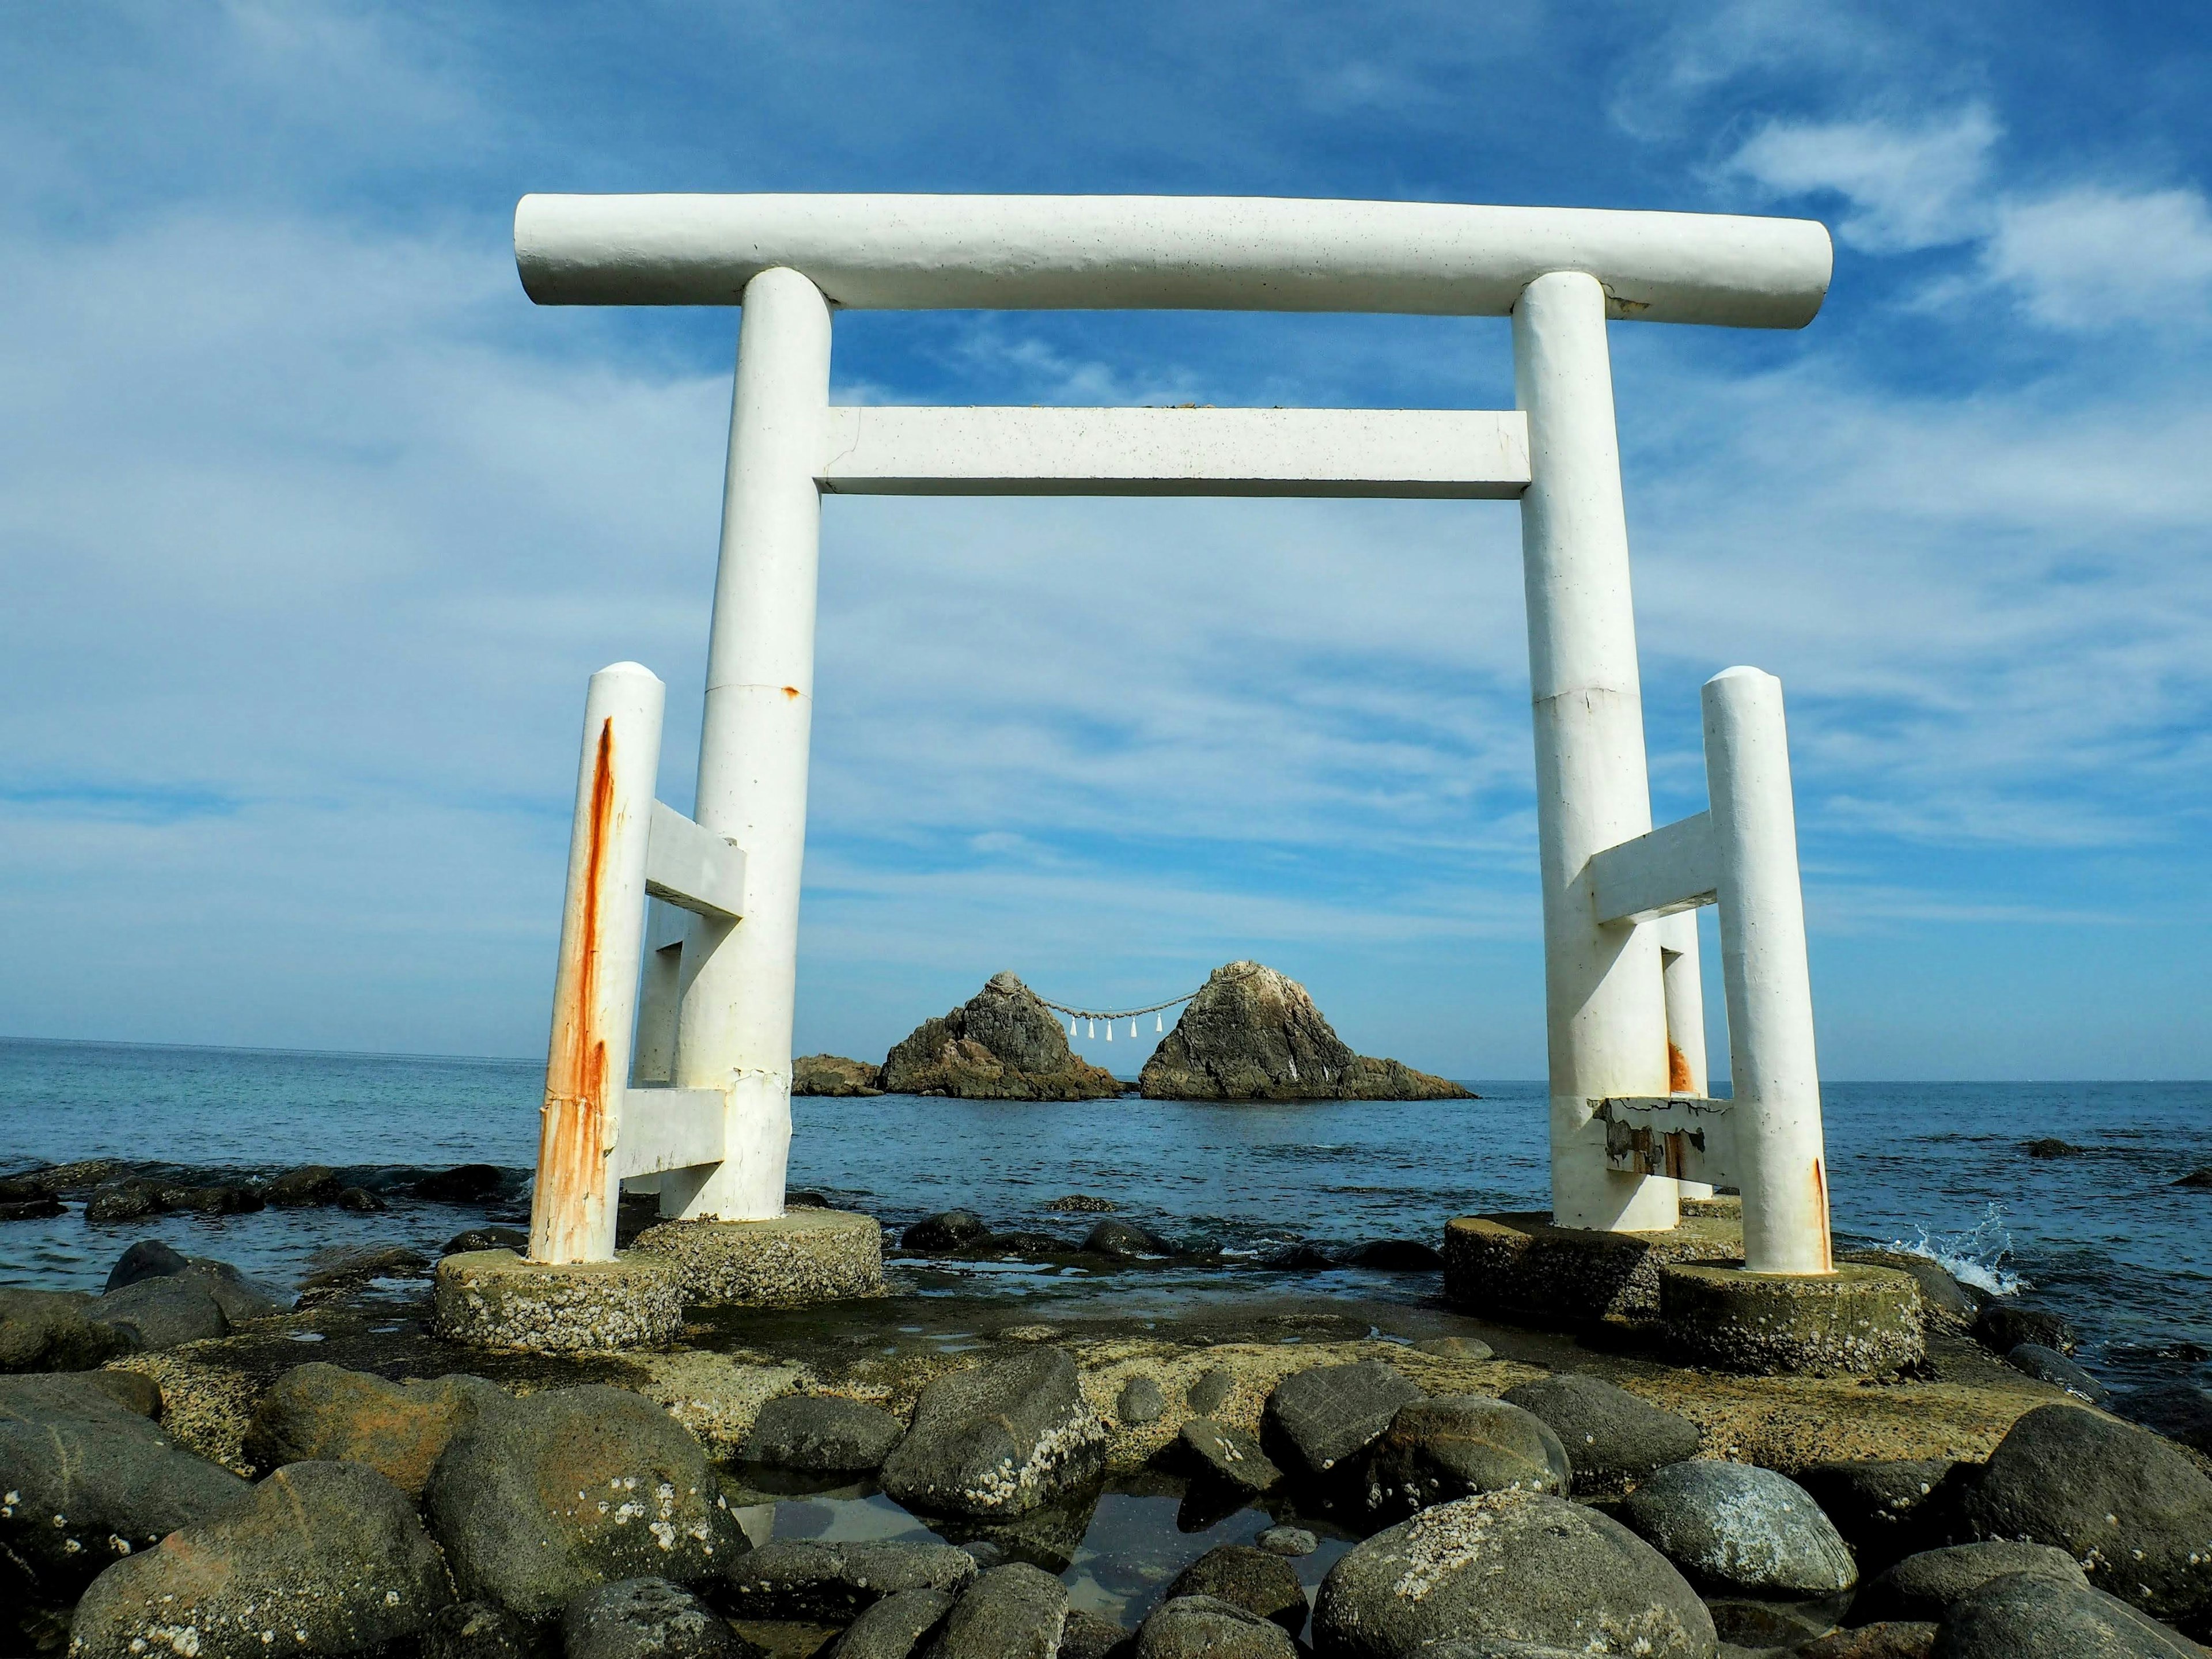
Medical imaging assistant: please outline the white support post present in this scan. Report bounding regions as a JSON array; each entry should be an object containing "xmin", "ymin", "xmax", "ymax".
[
  {"xmin": 529, "ymin": 662, "xmax": 665, "ymax": 1264},
  {"xmin": 1657, "ymin": 910, "xmax": 1713, "ymax": 1198},
  {"xmin": 1703, "ymin": 666, "xmax": 1832, "ymax": 1274},
  {"xmin": 665, "ymin": 266, "xmax": 832, "ymax": 1222},
  {"xmin": 1514, "ymin": 270, "xmax": 1677, "ymax": 1233}
]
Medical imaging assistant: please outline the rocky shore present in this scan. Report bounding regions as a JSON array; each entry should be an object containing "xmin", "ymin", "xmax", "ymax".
[
  {"xmin": 878, "ymin": 974, "xmax": 1123, "ymax": 1101},
  {"xmin": 9, "ymin": 1187, "xmax": 2212, "ymax": 1659}
]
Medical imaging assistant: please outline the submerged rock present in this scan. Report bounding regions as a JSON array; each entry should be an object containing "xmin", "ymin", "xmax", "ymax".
[
  {"xmin": 266, "ymin": 1163, "xmax": 344, "ymax": 1206},
  {"xmin": 721, "ymin": 1538, "xmax": 976, "ymax": 1622},
  {"xmin": 1138, "ymin": 961, "xmax": 1474, "ymax": 1101},
  {"xmin": 901, "ymin": 1210, "xmax": 993, "ymax": 1251},
  {"xmin": 1312, "ymin": 1490, "xmax": 1715, "ymax": 1658},
  {"xmin": 1972, "ymin": 1301, "xmax": 2075, "ymax": 1355},
  {"xmin": 1957, "ymin": 1403, "xmax": 2212, "ymax": 1624},
  {"xmin": 793, "ymin": 1054, "xmax": 886, "ymax": 1096},
  {"xmin": 244, "ymin": 1362, "xmax": 507, "ymax": 1492},
  {"xmin": 881, "ymin": 974, "xmax": 1120, "ymax": 1100},
  {"xmin": 67, "ymin": 1460, "xmax": 453, "ymax": 1659},
  {"xmin": 412, "ymin": 1162, "xmax": 506, "ymax": 1203},
  {"xmin": 1499, "ymin": 1373, "xmax": 1702, "ymax": 1496},
  {"xmin": 562, "ymin": 1575, "xmax": 757, "ymax": 1658},
  {"xmin": 880, "ymin": 1347, "xmax": 1107, "ymax": 1519},
  {"xmin": 84, "ymin": 1177, "xmax": 166, "ymax": 1225},
  {"xmin": 0, "ymin": 1372, "xmax": 249, "ymax": 1595},
  {"xmin": 1619, "ymin": 1460, "xmax": 1857, "ymax": 1596},
  {"xmin": 425, "ymin": 1384, "xmax": 746, "ymax": 1619},
  {"xmin": 1136, "ymin": 1594, "xmax": 1296, "ymax": 1658}
]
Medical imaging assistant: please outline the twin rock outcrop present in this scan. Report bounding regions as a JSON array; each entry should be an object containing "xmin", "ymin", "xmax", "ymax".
[{"xmin": 799, "ymin": 961, "xmax": 1470, "ymax": 1103}]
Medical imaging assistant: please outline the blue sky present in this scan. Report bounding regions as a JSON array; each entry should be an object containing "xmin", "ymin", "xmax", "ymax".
[{"xmin": 3, "ymin": 1, "xmax": 2209, "ymax": 1078}]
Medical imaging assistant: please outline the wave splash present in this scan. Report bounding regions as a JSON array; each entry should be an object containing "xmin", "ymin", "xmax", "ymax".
[{"xmin": 1887, "ymin": 1202, "xmax": 2027, "ymax": 1297}]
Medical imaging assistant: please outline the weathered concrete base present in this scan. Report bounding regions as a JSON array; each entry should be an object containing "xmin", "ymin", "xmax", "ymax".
[
  {"xmin": 1660, "ymin": 1262, "xmax": 1926, "ymax": 1377},
  {"xmin": 1443, "ymin": 1211, "xmax": 1743, "ymax": 1323},
  {"xmin": 432, "ymin": 1249, "xmax": 683, "ymax": 1352},
  {"xmin": 631, "ymin": 1208, "xmax": 884, "ymax": 1306}
]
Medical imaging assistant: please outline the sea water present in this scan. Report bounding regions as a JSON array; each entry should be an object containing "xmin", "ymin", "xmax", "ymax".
[{"xmin": 2, "ymin": 1038, "xmax": 2207, "ymax": 1392}]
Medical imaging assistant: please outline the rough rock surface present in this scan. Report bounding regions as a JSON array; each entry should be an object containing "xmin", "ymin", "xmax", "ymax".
[
  {"xmin": 880, "ymin": 1347, "xmax": 1108, "ymax": 1518},
  {"xmin": 66, "ymin": 1460, "xmax": 453, "ymax": 1659},
  {"xmin": 560, "ymin": 1575, "xmax": 757, "ymax": 1658},
  {"xmin": 1138, "ymin": 962, "xmax": 1472, "ymax": 1101},
  {"xmin": 744, "ymin": 1393, "xmax": 906, "ymax": 1473},
  {"xmin": 821, "ymin": 1588, "xmax": 958, "ymax": 1657},
  {"xmin": 243, "ymin": 1362, "xmax": 506, "ymax": 1491},
  {"xmin": 793, "ymin": 1054, "xmax": 886, "ymax": 1097},
  {"xmin": 421, "ymin": 1600, "xmax": 537, "ymax": 1659},
  {"xmin": 1842, "ymin": 1250, "xmax": 1979, "ymax": 1334},
  {"xmin": 2004, "ymin": 1342, "xmax": 2109, "ymax": 1404},
  {"xmin": 721, "ymin": 1539, "xmax": 978, "ymax": 1622},
  {"xmin": 1956, "ymin": 1403, "xmax": 2212, "ymax": 1624},
  {"xmin": 105, "ymin": 1240, "xmax": 189, "ymax": 1292},
  {"xmin": 425, "ymin": 1384, "xmax": 746, "ymax": 1619},
  {"xmin": 1263, "ymin": 1359, "xmax": 1425, "ymax": 1478},
  {"xmin": 1620, "ymin": 1460, "xmax": 1858, "ymax": 1596},
  {"xmin": 901, "ymin": 1211, "xmax": 992, "ymax": 1252},
  {"xmin": 1499, "ymin": 1373, "xmax": 1703, "ymax": 1496},
  {"xmin": 1973, "ymin": 1301, "xmax": 2074, "ymax": 1355},
  {"xmin": 0, "ymin": 1288, "xmax": 133, "ymax": 1373},
  {"xmin": 1137, "ymin": 1594, "xmax": 1297, "ymax": 1658},
  {"xmin": 1797, "ymin": 1459, "xmax": 1962, "ymax": 1572},
  {"xmin": 1256, "ymin": 1525, "xmax": 1317, "ymax": 1556},
  {"xmin": 920, "ymin": 1562, "xmax": 1067, "ymax": 1658},
  {"xmin": 1117, "ymin": 1374, "xmax": 1166, "ymax": 1425},
  {"xmin": 86, "ymin": 1274, "xmax": 228, "ymax": 1349},
  {"xmin": 1854, "ymin": 1542, "xmax": 2088, "ymax": 1624},
  {"xmin": 0, "ymin": 1372, "xmax": 249, "ymax": 1594},
  {"xmin": 1312, "ymin": 1490, "xmax": 1717, "ymax": 1659},
  {"xmin": 1179, "ymin": 1416, "xmax": 1283, "ymax": 1493},
  {"xmin": 2116, "ymin": 1381, "xmax": 2212, "ymax": 1455},
  {"xmin": 1930, "ymin": 1573, "xmax": 2198, "ymax": 1658},
  {"xmin": 1161, "ymin": 1544, "xmax": 1306, "ymax": 1632},
  {"xmin": 1362, "ymin": 1395, "xmax": 1571, "ymax": 1518},
  {"xmin": 1793, "ymin": 1623, "xmax": 1938, "ymax": 1658},
  {"xmin": 880, "ymin": 974, "xmax": 1121, "ymax": 1100},
  {"xmin": 267, "ymin": 1164, "xmax": 344, "ymax": 1207}
]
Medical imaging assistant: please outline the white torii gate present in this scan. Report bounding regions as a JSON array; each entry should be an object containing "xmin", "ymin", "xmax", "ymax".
[{"xmin": 515, "ymin": 194, "xmax": 1837, "ymax": 1282}]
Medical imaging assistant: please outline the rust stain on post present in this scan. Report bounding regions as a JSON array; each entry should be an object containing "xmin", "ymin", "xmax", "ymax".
[
  {"xmin": 781, "ymin": 684, "xmax": 801, "ymax": 699},
  {"xmin": 532, "ymin": 717, "xmax": 616, "ymax": 1262},
  {"xmin": 1666, "ymin": 1040, "xmax": 1692, "ymax": 1094},
  {"xmin": 1811, "ymin": 1154, "xmax": 1834, "ymax": 1272}
]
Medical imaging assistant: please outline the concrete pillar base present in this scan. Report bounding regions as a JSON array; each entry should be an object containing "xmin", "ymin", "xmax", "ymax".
[
  {"xmin": 631, "ymin": 1207, "xmax": 884, "ymax": 1306},
  {"xmin": 1660, "ymin": 1262, "xmax": 1926, "ymax": 1377},
  {"xmin": 1679, "ymin": 1192, "xmax": 1742, "ymax": 1221},
  {"xmin": 433, "ymin": 1249, "xmax": 684, "ymax": 1352},
  {"xmin": 1443, "ymin": 1211, "xmax": 1743, "ymax": 1323}
]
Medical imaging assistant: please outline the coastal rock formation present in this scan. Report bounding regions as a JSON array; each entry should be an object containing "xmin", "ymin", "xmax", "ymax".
[
  {"xmin": 1138, "ymin": 962, "xmax": 1474, "ymax": 1101},
  {"xmin": 880, "ymin": 973, "xmax": 1120, "ymax": 1101},
  {"xmin": 878, "ymin": 1347, "xmax": 1108, "ymax": 1519},
  {"xmin": 793, "ymin": 1054, "xmax": 885, "ymax": 1096}
]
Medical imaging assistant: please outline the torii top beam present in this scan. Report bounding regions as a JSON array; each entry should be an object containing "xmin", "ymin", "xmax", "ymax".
[{"xmin": 514, "ymin": 194, "xmax": 1832, "ymax": 329}]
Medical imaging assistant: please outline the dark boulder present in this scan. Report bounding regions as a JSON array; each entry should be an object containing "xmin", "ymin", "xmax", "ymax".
[
  {"xmin": 2113, "ymin": 1381, "xmax": 2212, "ymax": 1455},
  {"xmin": 1346, "ymin": 1240, "xmax": 1445, "ymax": 1271},
  {"xmin": 1058, "ymin": 1607, "xmax": 1134, "ymax": 1659},
  {"xmin": 2006, "ymin": 1342, "xmax": 2109, "ymax": 1404},
  {"xmin": 743, "ymin": 1393, "xmax": 906, "ymax": 1474},
  {"xmin": 1957, "ymin": 1403, "xmax": 2212, "ymax": 1624},
  {"xmin": 17, "ymin": 1158, "xmax": 130, "ymax": 1195},
  {"xmin": 1930, "ymin": 1572, "xmax": 2198, "ymax": 1658},
  {"xmin": 1138, "ymin": 961, "xmax": 1473, "ymax": 1101},
  {"xmin": 1974, "ymin": 1301, "xmax": 2075, "ymax": 1355},
  {"xmin": 1620, "ymin": 1460, "xmax": 1857, "ymax": 1596},
  {"xmin": 1797, "ymin": 1459, "xmax": 1963, "ymax": 1571},
  {"xmin": 822, "ymin": 1588, "xmax": 958, "ymax": 1657},
  {"xmin": 421, "ymin": 1599, "xmax": 539, "ymax": 1659},
  {"xmin": 2023, "ymin": 1138, "xmax": 2084, "ymax": 1158},
  {"xmin": 1263, "ymin": 1243, "xmax": 1335, "ymax": 1270},
  {"xmin": 88, "ymin": 1273, "xmax": 227, "ymax": 1349},
  {"xmin": 1186, "ymin": 1367, "xmax": 1235, "ymax": 1417},
  {"xmin": 881, "ymin": 974, "xmax": 1120, "ymax": 1101},
  {"xmin": 1135, "ymin": 1596, "xmax": 1296, "ymax": 1658},
  {"xmin": 414, "ymin": 1162, "xmax": 506, "ymax": 1202},
  {"xmin": 1116, "ymin": 1374, "xmax": 1166, "ymax": 1425},
  {"xmin": 1362, "ymin": 1395, "xmax": 1570, "ymax": 1518},
  {"xmin": 181, "ymin": 1257, "xmax": 291, "ymax": 1321},
  {"xmin": 0, "ymin": 1372, "xmax": 249, "ymax": 1596},
  {"xmin": 1177, "ymin": 1416, "xmax": 1282, "ymax": 1493},
  {"xmin": 336, "ymin": 1184, "xmax": 385, "ymax": 1211},
  {"xmin": 793, "ymin": 1054, "xmax": 886, "ymax": 1097},
  {"xmin": 1083, "ymin": 1219, "xmax": 1172, "ymax": 1260},
  {"xmin": 919, "ymin": 1562, "xmax": 1066, "ymax": 1658},
  {"xmin": 425, "ymin": 1384, "xmax": 746, "ymax": 1619},
  {"xmin": 1255, "ymin": 1525, "xmax": 1317, "ymax": 1556},
  {"xmin": 720, "ymin": 1539, "xmax": 976, "ymax": 1622},
  {"xmin": 104, "ymin": 1238, "xmax": 188, "ymax": 1292},
  {"xmin": 1312, "ymin": 1491, "xmax": 1715, "ymax": 1658},
  {"xmin": 245, "ymin": 1362, "xmax": 506, "ymax": 1492},
  {"xmin": 561, "ymin": 1576, "xmax": 758, "ymax": 1658},
  {"xmin": 445, "ymin": 1224, "xmax": 529, "ymax": 1255},
  {"xmin": 2176, "ymin": 1168, "xmax": 2212, "ymax": 1190},
  {"xmin": 158, "ymin": 1181, "xmax": 264, "ymax": 1215},
  {"xmin": 1263, "ymin": 1359, "xmax": 1425, "ymax": 1478},
  {"xmin": 298, "ymin": 1243, "xmax": 429, "ymax": 1293},
  {"xmin": 67, "ymin": 1460, "xmax": 453, "ymax": 1658},
  {"xmin": 267, "ymin": 1164, "xmax": 343, "ymax": 1206},
  {"xmin": 880, "ymin": 1347, "xmax": 1107, "ymax": 1519},
  {"xmin": 1161, "ymin": 1544, "xmax": 1306, "ymax": 1633},
  {"xmin": 1498, "ymin": 1372, "xmax": 1702, "ymax": 1495},
  {"xmin": 0, "ymin": 1287, "xmax": 134, "ymax": 1372},
  {"xmin": 1854, "ymin": 1542, "xmax": 2087, "ymax": 1624},
  {"xmin": 902, "ymin": 1210, "xmax": 992, "ymax": 1251},
  {"xmin": 84, "ymin": 1177, "xmax": 166, "ymax": 1224}
]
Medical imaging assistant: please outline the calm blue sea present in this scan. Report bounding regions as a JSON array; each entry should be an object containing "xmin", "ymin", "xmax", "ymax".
[{"xmin": 3, "ymin": 1039, "xmax": 2208, "ymax": 1393}]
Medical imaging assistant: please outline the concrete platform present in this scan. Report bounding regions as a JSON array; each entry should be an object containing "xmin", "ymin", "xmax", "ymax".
[
  {"xmin": 1660, "ymin": 1262, "xmax": 1926, "ymax": 1377},
  {"xmin": 1442, "ymin": 1210, "xmax": 1743, "ymax": 1323},
  {"xmin": 433, "ymin": 1248, "xmax": 684, "ymax": 1352},
  {"xmin": 631, "ymin": 1207, "xmax": 884, "ymax": 1306}
]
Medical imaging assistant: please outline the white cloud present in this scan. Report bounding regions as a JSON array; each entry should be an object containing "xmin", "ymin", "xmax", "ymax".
[
  {"xmin": 1729, "ymin": 105, "xmax": 2000, "ymax": 252},
  {"xmin": 1982, "ymin": 186, "xmax": 2212, "ymax": 329}
]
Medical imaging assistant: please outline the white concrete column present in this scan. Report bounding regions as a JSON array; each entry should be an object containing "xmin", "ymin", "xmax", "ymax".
[
  {"xmin": 1703, "ymin": 665, "xmax": 1832, "ymax": 1274},
  {"xmin": 1658, "ymin": 910, "xmax": 1713, "ymax": 1198},
  {"xmin": 1513, "ymin": 270, "xmax": 1677, "ymax": 1233},
  {"xmin": 665, "ymin": 267, "xmax": 831, "ymax": 1222},
  {"xmin": 530, "ymin": 662, "xmax": 665, "ymax": 1264}
]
